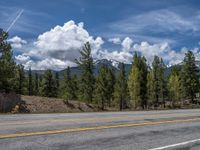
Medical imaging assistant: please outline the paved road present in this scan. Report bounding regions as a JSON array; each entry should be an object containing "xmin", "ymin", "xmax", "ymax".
[{"xmin": 0, "ymin": 109, "xmax": 200, "ymax": 150}]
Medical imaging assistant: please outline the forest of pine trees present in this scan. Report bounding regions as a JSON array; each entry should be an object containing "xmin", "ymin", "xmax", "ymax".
[{"xmin": 1, "ymin": 29, "xmax": 200, "ymax": 110}]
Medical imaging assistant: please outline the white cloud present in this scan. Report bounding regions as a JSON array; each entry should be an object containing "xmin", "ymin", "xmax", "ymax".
[
  {"xmin": 22, "ymin": 58, "xmax": 77, "ymax": 70},
  {"xmin": 8, "ymin": 36, "xmax": 27, "ymax": 48},
  {"xmin": 108, "ymin": 37, "xmax": 121, "ymax": 44},
  {"xmin": 15, "ymin": 20, "xmax": 104, "ymax": 70},
  {"xmin": 15, "ymin": 54, "xmax": 30, "ymax": 64},
  {"xmin": 122, "ymin": 37, "xmax": 133, "ymax": 51},
  {"xmin": 133, "ymin": 41, "xmax": 200, "ymax": 66},
  {"xmin": 99, "ymin": 50, "xmax": 133, "ymax": 64},
  {"xmin": 133, "ymin": 42, "xmax": 169, "ymax": 63},
  {"xmin": 98, "ymin": 37, "xmax": 133, "ymax": 64},
  {"xmin": 14, "ymin": 20, "xmax": 200, "ymax": 70}
]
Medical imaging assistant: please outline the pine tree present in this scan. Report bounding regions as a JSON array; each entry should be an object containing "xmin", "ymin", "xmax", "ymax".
[
  {"xmin": 16, "ymin": 64, "xmax": 26, "ymax": 94},
  {"xmin": 34, "ymin": 73, "xmax": 39, "ymax": 95},
  {"xmin": 114, "ymin": 63, "xmax": 128, "ymax": 110},
  {"xmin": 28, "ymin": 68, "xmax": 33, "ymax": 96},
  {"xmin": 159, "ymin": 58, "xmax": 167, "ymax": 107},
  {"xmin": 42, "ymin": 69, "xmax": 57, "ymax": 97},
  {"xmin": 55, "ymin": 72, "xmax": 59, "ymax": 88},
  {"xmin": 128, "ymin": 66, "xmax": 141, "ymax": 109},
  {"xmin": 38, "ymin": 75, "xmax": 43, "ymax": 96},
  {"xmin": 95, "ymin": 65, "xmax": 109, "ymax": 110},
  {"xmin": 0, "ymin": 29, "xmax": 16, "ymax": 93},
  {"xmin": 168, "ymin": 68, "xmax": 183, "ymax": 107},
  {"xmin": 71, "ymin": 74, "xmax": 78, "ymax": 100},
  {"xmin": 55, "ymin": 72, "xmax": 60, "ymax": 97},
  {"xmin": 106, "ymin": 67, "xmax": 115, "ymax": 107},
  {"xmin": 181, "ymin": 50, "xmax": 200, "ymax": 103},
  {"xmin": 150, "ymin": 56, "xmax": 166, "ymax": 107},
  {"xmin": 138, "ymin": 56, "xmax": 148, "ymax": 108},
  {"xmin": 147, "ymin": 70, "xmax": 154, "ymax": 107},
  {"xmin": 128, "ymin": 53, "xmax": 148, "ymax": 109},
  {"xmin": 76, "ymin": 42, "xmax": 95, "ymax": 102},
  {"xmin": 62, "ymin": 67, "xmax": 76, "ymax": 100}
]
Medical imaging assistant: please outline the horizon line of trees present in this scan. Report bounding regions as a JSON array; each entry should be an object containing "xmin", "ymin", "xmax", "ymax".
[{"xmin": 0, "ymin": 29, "xmax": 200, "ymax": 110}]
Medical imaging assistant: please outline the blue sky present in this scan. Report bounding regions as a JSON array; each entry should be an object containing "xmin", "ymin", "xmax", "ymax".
[{"xmin": 1, "ymin": 0, "xmax": 200, "ymax": 70}]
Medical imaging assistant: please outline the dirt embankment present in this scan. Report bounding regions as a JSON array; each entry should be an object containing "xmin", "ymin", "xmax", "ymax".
[
  {"xmin": 20, "ymin": 95, "xmax": 98, "ymax": 113},
  {"xmin": 0, "ymin": 93, "xmax": 98, "ymax": 113}
]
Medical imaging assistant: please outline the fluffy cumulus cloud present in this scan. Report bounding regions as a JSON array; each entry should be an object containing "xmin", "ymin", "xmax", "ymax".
[
  {"xmin": 133, "ymin": 42, "xmax": 200, "ymax": 66},
  {"xmin": 105, "ymin": 36, "xmax": 200, "ymax": 66},
  {"xmin": 98, "ymin": 37, "xmax": 134, "ymax": 64},
  {"xmin": 108, "ymin": 37, "xmax": 133, "ymax": 51},
  {"xmin": 133, "ymin": 42, "xmax": 170, "ymax": 63},
  {"xmin": 122, "ymin": 37, "xmax": 133, "ymax": 51},
  {"xmin": 15, "ymin": 54, "xmax": 30, "ymax": 64},
  {"xmin": 8, "ymin": 36, "xmax": 27, "ymax": 48},
  {"xmin": 14, "ymin": 20, "xmax": 200, "ymax": 70},
  {"xmin": 15, "ymin": 20, "xmax": 104, "ymax": 70}
]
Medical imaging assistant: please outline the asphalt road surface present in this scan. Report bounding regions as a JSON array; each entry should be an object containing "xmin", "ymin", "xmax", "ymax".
[{"xmin": 0, "ymin": 109, "xmax": 200, "ymax": 150}]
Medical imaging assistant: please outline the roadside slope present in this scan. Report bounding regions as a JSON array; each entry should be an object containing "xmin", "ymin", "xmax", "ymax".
[{"xmin": 18, "ymin": 95, "xmax": 98, "ymax": 113}]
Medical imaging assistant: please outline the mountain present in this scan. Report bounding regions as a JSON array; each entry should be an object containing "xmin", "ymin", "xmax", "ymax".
[
  {"xmin": 165, "ymin": 60, "xmax": 200, "ymax": 77},
  {"xmin": 28, "ymin": 59, "xmax": 131, "ymax": 78},
  {"xmin": 60, "ymin": 59, "xmax": 131, "ymax": 77},
  {"xmin": 27, "ymin": 59, "xmax": 200, "ymax": 78}
]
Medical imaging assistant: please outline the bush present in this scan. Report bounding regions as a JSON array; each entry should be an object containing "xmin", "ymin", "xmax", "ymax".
[{"xmin": 0, "ymin": 93, "xmax": 21, "ymax": 113}]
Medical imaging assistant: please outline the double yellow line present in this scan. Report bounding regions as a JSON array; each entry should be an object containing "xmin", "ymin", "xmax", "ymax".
[{"xmin": 0, "ymin": 117, "xmax": 200, "ymax": 139}]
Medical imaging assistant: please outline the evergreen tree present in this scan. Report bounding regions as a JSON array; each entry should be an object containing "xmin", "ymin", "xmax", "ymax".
[
  {"xmin": 114, "ymin": 63, "xmax": 128, "ymax": 110},
  {"xmin": 71, "ymin": 74, "xmax": 78, "ymax": 100},
  {"xmin": 168, "ymin": 68, "xmax": 183, "ymax": 107},
  {"xmin": 128, "ymin": 53, "xmax": 148, "ymax": 109},
  {"xmin": 106, "ymin": 67, "xmax": 115, "ymax": 107},
  {"xmin": 34, "ymin": 73, "xmax": 39, "ymax": 95},
  {"xmin": 76, "ymin": 42, "xmax": 95, "ymax": 102},
  {"xmin": 42, "ymin": 69, "xmax": 57, "ymax": 97},
  {"xmin": 55, "ymin": 72, "xmax": 60, "ymax": 97},
  {"xmin": 95, "ymin": 65, "xmax": 109, "ymax": 110},
  {"xmin": 138, "ymin": 56, "xmax": 148, "ymax": 108},
  {"xmin": 0, "ymin": 29, "xmax": 16, "ymax": 93},
  {"xmin": 128, "ymin": 65, "xmax": 141, "ymax": 109},
  {"xmin": 28, "ymin": 68, "xmax": 33, "ymax": 95},
  {"xmin": 55, "ymin": 72, "xmax": 59, "ymax": 89},
  {"xmin": 147, "ymin": 70, "xmax": 154, "ymax": 106},
  {"xmin": 152, "ymin": 56, "xmax": 160, "ymax": 106},
  {"xmin": 38, "ymin": 75, "xmax": 43, "ymax": 96},
  {"xmin": 16, "ymin": 65, "xmax": 26, "ymax": 94},
  {"xmin": 181, "ymin": 50, "xmax": 200, "ymax": 103},
  {"xmin": 150, "ymin": 56, "xmax": 166, "ymax": 107},
  {"xmin": 159, "ymin": 59, "xmax": 167, "ymax": 107},
  {"xmin": 62, "ymin": 67, "xmax": 76, "ymax": 100}
]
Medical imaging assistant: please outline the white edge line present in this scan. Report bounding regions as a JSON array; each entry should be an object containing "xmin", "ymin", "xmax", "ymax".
[{"xmin": 149, "ymin": 138, "xmax": 200, "ymax": 150}]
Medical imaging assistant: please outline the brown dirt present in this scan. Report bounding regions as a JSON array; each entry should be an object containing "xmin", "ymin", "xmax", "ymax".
[{"xmin": 18, "ymin": 95, "xmax": 98, "ymax": 113}]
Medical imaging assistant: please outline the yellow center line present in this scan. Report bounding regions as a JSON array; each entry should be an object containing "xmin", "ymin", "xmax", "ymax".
[
  {"xmin": 0, "ymin": 113, "xmax": 199, "ymax": 126},
  {"xmin": 0, "ymin": 117, "xmax": 200, "ymax": 139}
]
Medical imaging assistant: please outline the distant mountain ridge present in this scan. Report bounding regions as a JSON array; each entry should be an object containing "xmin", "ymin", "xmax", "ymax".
[
  {"xmin": 28, "ymin": 59, "xmax": 200, "ymax": 78},
  {"xmin": 59, "ymin": 59, "xmax": 132, "ymax": 77},
  {"xmin": 28, "ymin": 59, "xmax": 132, "ymax": 77}
]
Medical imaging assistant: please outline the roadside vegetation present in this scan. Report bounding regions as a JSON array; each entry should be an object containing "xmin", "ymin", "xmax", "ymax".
[{"xmin": 0, "ymin": 29, "xmax": 200, "ymax": 112}]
